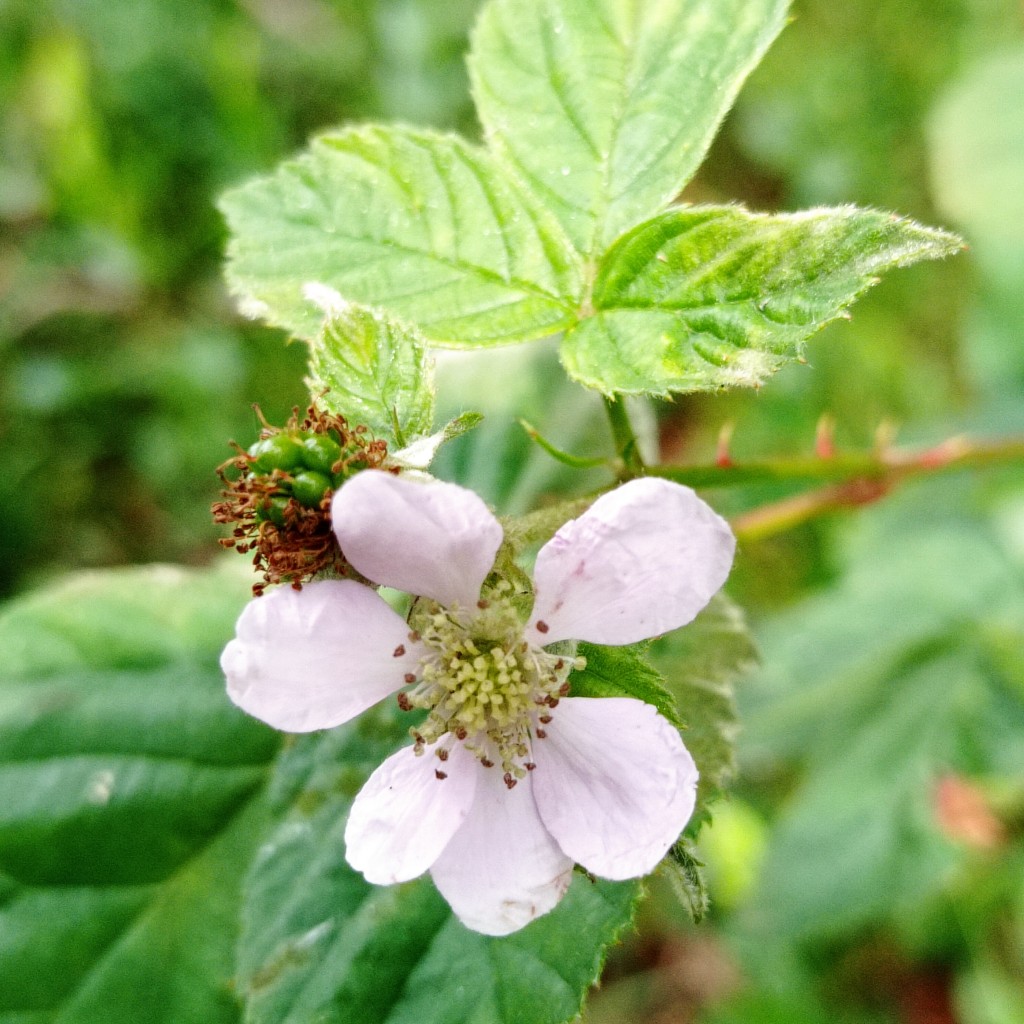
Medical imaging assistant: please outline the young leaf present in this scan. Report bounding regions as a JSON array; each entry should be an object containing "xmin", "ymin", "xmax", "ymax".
[
  {"xmin": 238, "ymin": 716, "xmax": 640, "ymax": 1024},
  {"xmin": 469, "ymin": 0, "xmax": 791, "ymax": 255},
  {"xmin": 306, "ymin": 298, "xmax": 435, "ymax": 447},
  {"xmin": 220, "ymin": 125, "xmax": 582, "ymax": 346},
  {"xmin": 561, "ymin": 205, "xmax": 964, "ymax": 395},
  {"xmin": 0, "ymin": 566, "xmax": 278, "ymax": 1024}
]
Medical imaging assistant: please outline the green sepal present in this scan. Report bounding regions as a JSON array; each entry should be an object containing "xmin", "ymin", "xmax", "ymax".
[
  {"xmin": 571, "ymin": 641, "xmax": 683, "ymax": 730},
  {"xmin": 662, "ymin": 837, "xmax": 711, "ymax": 924}
]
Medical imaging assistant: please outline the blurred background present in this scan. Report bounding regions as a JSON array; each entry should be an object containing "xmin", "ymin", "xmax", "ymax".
[{"xmin": 2, "ymin": 0, "xmax": 1023, "ymax": 1021}]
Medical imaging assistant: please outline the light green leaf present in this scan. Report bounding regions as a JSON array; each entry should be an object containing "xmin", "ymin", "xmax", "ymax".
[
  {"xmin": 571, "ymin": 642, "xmax": 682, "ymax": 729},
  {"xmin": 0, "ymin": 565, "xmax": 278, "ymax": 1024},
  {"xmin": 307, "ymin": 299, "xmax": 434, "ymax": 447},
  {"xmin": 469, "ymin": 0, "xmax": 790, "ymax": 255},
  {"xmin": 561, "ymin": 205, "xmax": 963, "ymax": 395},
  {"xmin": 238, "ymin": 714, "xmax": 639, "ymax": 1024},
  {"xmin": 220, "ymin": 125, "xmax": 582, "ymax": 347}
]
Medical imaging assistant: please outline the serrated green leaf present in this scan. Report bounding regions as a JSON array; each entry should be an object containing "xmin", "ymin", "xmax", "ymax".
[
  {"xmin": 469, "ymin": 0, "xmax": 790, "ymax": 255},
  {"xmin": 307, "ymin": 301, "xmax": 434, "ymax": 447},
  {"xmin": 238, "ymin": 712, "xmax": 639, "ymax": 1024},
  {"xmin": 220, "ymin": 125, "xmax": 582, "ymax": 347},
  {"xmin": 0, "ymin": 566, "xmax": 278, "ymax": 1024},
  {"xmin": 561, "ymin": 205, "xmax": 963, "ymax": 394},
  {"xmin": 571, "ymin": 642, "xmax": 682, "ymax": 729},
  {"xmin": 649, "ymin": 594, "xmax": 756, "ymax": 809}
]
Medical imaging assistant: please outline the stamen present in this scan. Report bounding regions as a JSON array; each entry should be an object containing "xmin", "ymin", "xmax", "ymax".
[
  {"xmin": 536, "ymin": 620, "xmax": 549, "ymax": 634},
  {"xmin": 393, "ymin": 644, "xmax": 406, "ymax": 657}
]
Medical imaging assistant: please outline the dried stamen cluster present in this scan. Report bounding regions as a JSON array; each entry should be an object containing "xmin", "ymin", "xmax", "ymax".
[{"xmin": 212, "ymin": 405, "xmax": 390, "ymax": 594}]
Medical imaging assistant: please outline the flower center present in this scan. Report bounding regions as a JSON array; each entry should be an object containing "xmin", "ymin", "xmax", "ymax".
[{"xmin": 399, "ymin": 581, "xmax": 583, "ymax": 786}]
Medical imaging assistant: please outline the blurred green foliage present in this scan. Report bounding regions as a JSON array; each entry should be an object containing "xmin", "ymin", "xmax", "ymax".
[{"xmin": 2, "ymin": 0, "xmax": 1023, "ymax": 1021}]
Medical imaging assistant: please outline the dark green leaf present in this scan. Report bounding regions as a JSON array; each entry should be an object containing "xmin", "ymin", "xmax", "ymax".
[
  {"xmin": 238, "ymin": 711, "xmax": 639, "ymax": 1024},
  {"xmin": 0, "ymin": 566, "xmax": 278, "ymax": 1024}
]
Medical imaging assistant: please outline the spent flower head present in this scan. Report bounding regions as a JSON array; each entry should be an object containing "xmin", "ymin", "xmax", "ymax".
[
  {"xmin": 222, "ymin": 472, "xmax": 735, "ymax": 934},
  {"xmin": 212, "ymin": 403, "xmax": 390, "ymax": 594}
]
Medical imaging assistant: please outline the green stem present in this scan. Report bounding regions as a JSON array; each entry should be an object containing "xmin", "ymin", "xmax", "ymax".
[{"xmin": 603, "ymin": 396, "xmax": 645, "ymax": 479}]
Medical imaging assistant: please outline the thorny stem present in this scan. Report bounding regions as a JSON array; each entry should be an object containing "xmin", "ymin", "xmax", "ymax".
[
  {"xmin": 647, "ymin": 435, "xmax": 1024, "ymax": 543},
  {"xmin": 603, "ymin": 396, "xmax": 645, "ymax": 479}
]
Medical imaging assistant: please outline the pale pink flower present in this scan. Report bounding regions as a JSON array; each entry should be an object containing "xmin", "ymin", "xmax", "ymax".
[{"xmin": 222, "ymin": 473, "xmax": 735, "ymax": 935}]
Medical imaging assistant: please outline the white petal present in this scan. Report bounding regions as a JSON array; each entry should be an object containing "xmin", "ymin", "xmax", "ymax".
[
  {"xmin": 528, "ymin": 477, "xmax": 735, "ymax": 645},
  {"xmin": 430, "ymin": 766, "xmax": 574, "ymax": 936},
  {"xmin": 532, "ymin": 697, "xmax": 698, "ymax": 880},
  {"xmin": 345, "ymin": 742, "xmax": 477, "ymax": 884},
  {"xmin": 332, "ymin": 472, "xmax": 503, "ymax": 608},
  {"xmin": 222, "ymin": 580, "xmax": 421, "ymax": 732}
]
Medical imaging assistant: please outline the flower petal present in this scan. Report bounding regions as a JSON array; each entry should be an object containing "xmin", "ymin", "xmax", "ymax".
[
  {"xmin": 528, "ymin": 477, "xmax": 735, "ymax": 645},
  {"xmin": 429, "ymin": 766, "xmax": 574, "ymax": 936},
  {"xmin": 332, "ymin": 472, "xmax": 503, "ymax": 608},
  {"xmin": 532, "ymin": 696, "xmax": 698, "ymax": 880},
  {"xmin": 345, "ymin": 742, "xmax": 478, "ymax": 885},
  {"xmin": 222, "ymin": 580, "xmax": 421, "ymax": 732}
]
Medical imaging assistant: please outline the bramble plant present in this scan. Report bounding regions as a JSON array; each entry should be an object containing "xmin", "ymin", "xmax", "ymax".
[
  {"xmin": 16, "ymin": 1, "xmax": 1024, "ymax": 1022},
  {"xmin": 209, "ymin": 0, "xmax": 963, "ymax": 1014}
]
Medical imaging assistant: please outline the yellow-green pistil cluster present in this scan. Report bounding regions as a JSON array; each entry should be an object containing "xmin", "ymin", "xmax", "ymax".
[{"xmin": 398, "ymin": 581, "xmax": 584, "ymax": 788}]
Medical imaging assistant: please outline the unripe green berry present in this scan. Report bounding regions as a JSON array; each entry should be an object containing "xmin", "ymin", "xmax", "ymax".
[
  {"xmin": 300, "ymin": 434, "xmax": 342, "ymax": 474},
  {"xmin": 248, "ymin": 434, "xmax": 305, "ymax": 473},
  {"xmin": 256, "ymin": 494, "xmax": 291, "ymax": 527},
  {"xmin": 290, "ymin": 470, "xmax": 332, "ymax": 508}
]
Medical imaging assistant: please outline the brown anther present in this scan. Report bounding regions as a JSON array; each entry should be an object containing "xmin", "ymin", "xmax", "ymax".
[
  {"xmin": 409, "ymin": 631, "xmax": 421, "ymax": 642},
  {"xmin": 397, "ymin": 693, "xmax": 412, "ymax": 711},
  {"xmin": 525, "ymin": 762, "xmax": 536, "ymax": 771},
  {"xmin": 536, "ymin": 728, "xmax": 547, "ymax": 739},
  {"xmin": 548, "ymin": 697, "xmax": 560, "ymax": 708},
  {"xmin": 481, "ymin": 758, "xmax": 494, "ymax": 768},
  {"xmin": 455, "ymin": 727, "xmax": 468, "ymax": 741},
  {"xmin": 477, "ymin": 599, "xmax": 490, "ymax": 609},
  {"xmin": 503, "ymin": 772, "xmax": 517, "ymax": 790},
  {"xmin": 435, "ymin": 770, "xmax": 448, "ymax": 780},
  {"xmin": 404, "ymin": 673, "xmax": 416, "ymax": 684},
  {"xmin": 539, "ymin": 714, "xmax": 552, "ymax": 724},
  {"xmin": 393, "ymin": 644, "xmax": 406, "ymax": 657},
  {"xmin": 437, "ymin": 748, "xmax": 449, "ymax": 762},
  {"xmin": 559, "ymin": 682, "xmax": 570, "ymax": 696},
  {"xmin": 555, "ymin": 659, "xmax": 564, "ymax": 670},
  {"xmin": 536, "ymin": 620, "xmax": 550, "ymax": 634}
]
